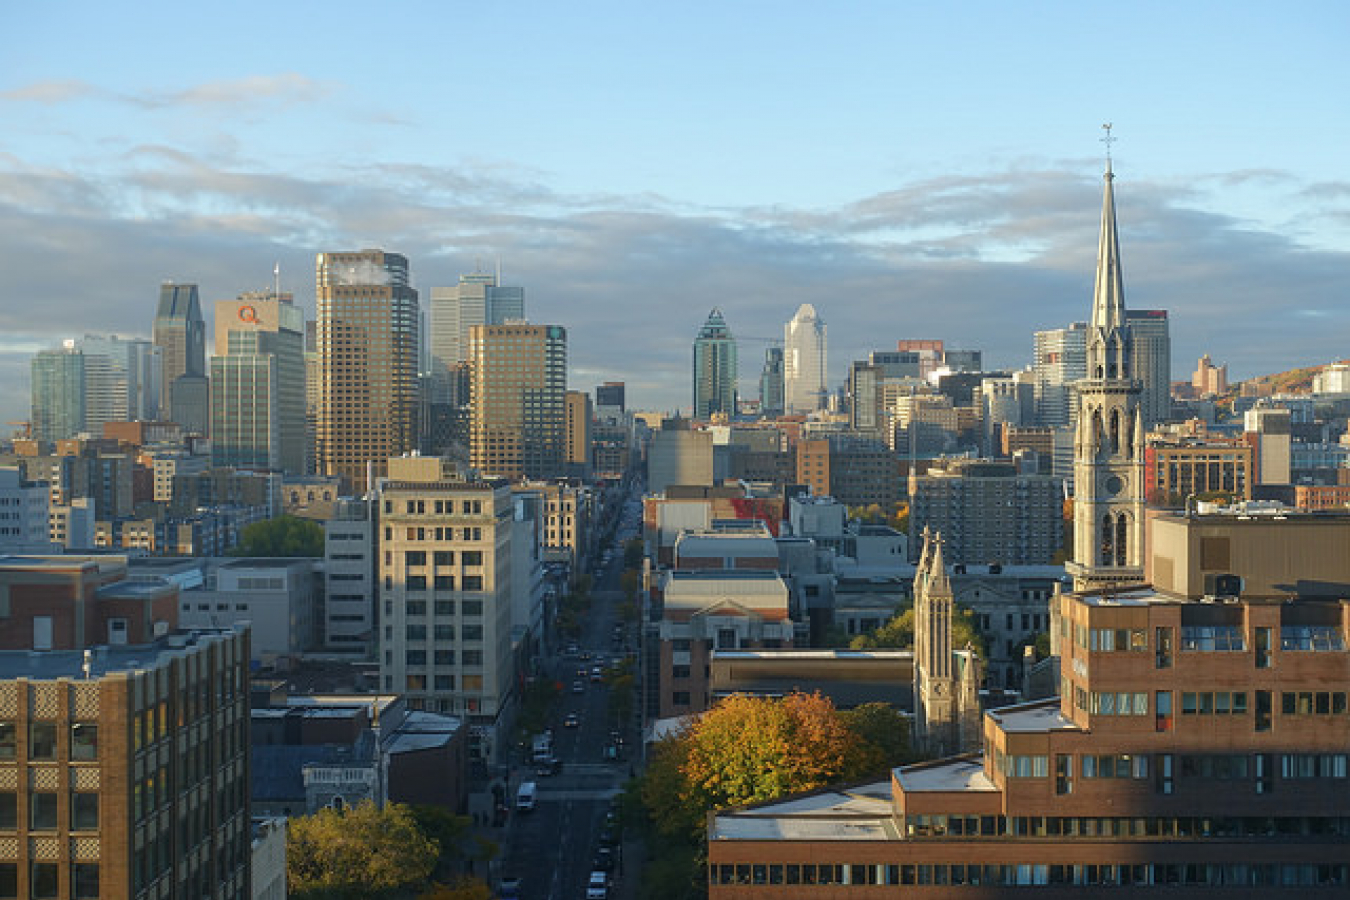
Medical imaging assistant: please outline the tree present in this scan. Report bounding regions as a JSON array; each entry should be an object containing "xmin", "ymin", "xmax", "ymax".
[
  {"xmin": 287, "ymin": 801, "xmax": 438, "ymax": 898},
  {"xmin": 849, "ymin": 604, "xmax": 986, "ymax": 658},
  {"xmin": 680, "ymin": 693, "xmax": 875, "ymax": 815},
  {"xmin": 232, "ymin": 514, "xmax": 324, "ymax": 557},
  {"xmin": 842, "ymin": 702, "xmax": 916, "ymax": 770}
]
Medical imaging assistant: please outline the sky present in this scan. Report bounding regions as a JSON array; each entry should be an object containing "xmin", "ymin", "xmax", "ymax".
[{"xmin": 2, "ymin": 2, "xmax": 1348, "ymax": 427}]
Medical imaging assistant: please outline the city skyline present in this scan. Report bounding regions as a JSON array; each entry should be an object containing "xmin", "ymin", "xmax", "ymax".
[{"xmin": 2, "ymin": 3, "xmax": 1348, "ymax": 426}]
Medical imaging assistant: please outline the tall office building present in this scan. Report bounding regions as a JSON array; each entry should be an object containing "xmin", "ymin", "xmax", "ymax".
[
  {"xmin": 30, "ymin": 343, "xmax": 85, "ymax": 443},
  {"xmin": 1068, "ymin": 152, "xmax": 1145, "ymax": 593},
  {"xmin": 759, "ymin": 347, "xmax": 785, "ymax": 418},
  {"xmin": 1126, "ymin": 308, "xmax": 1171, "ymax": 426},
  {"xmin": 693, "ymin": 308, "xmax": 737, "ymax": 420},
  {"xmin": 595, "ymin": 381, "xmax": 626, "ymax": 412},
  {"xmin": 376, "ymin": 458, "xmax": 516, "ymax": 739},
  {"xmin": 783, "ymin": 303, "xmax": 827, "ymax": 414},
  {"xmin": 210, "ymin": 291, "xmax": 307, "ymax": 473},
  {"xmin": 1033, "ymin": 321, "xmax": 1087, "ymax": 427},
  {"xmin": 428, "ymin": 272, "xmax": 525, "ymax": 399},
  {"xmin": 76, "ymin": 335, "xmax": 162, "ymax": 426},
  {"xmin": 315, "ymin": 250, "xmax": 421, "ymax": 492},
  {"xmin": 152, "ymin": 282, "xmax": 208, "ymax": 431},
  {"xmin": 469, "ymin": 323, "xmax": 568, "ymax": 482}
]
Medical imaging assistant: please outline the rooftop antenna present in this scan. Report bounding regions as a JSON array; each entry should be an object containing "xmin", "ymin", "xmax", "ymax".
[
  {"xmin": 496, "ymin": 254, "xmax": 502, "ymax": 286},
  {"xmin": 273, "ymin": 261, "xmax": 281, "ymax": 299},
  {"xmin": 1101, "ymin": 123, "xmax": 1116, "ymax": 171}
]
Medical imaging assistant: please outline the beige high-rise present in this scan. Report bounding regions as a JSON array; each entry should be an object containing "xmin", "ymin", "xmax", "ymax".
[
  {"xmin": 469, "ymin": 323, "xmax": 567, "ymax": 482},
  {"xmin": 315, "ymin": 250, "xmax": 420, "ymax": 492}
]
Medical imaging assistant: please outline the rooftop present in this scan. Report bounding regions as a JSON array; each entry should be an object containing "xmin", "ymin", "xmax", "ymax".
[
  {"xmin": 711, "ymin": 781, "xmax": 900, "ymax": 842},
  {"xmin": 0, "ymin": 628, "xmax": 244, "ymax": 680},
  {"xmin": 895, "ymin": 756, "xmax": 999, "ymax": 793},
  {"xmin": 985, "ymin": 698, "xmax": 1079, "ymax": 734}
]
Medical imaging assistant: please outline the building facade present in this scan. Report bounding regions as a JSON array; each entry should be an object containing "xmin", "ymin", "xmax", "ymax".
[
  {"xmin": 315, "ymin": 250, "xmax": 420, "ymax": 492},
  {"xmin": 693, "ymin": 308, "xmax": 738, "ymax": 420},
  {"xmin": 210, "ymin": 292, "xmax": 307, "ymax": 474},
  {"xmin": 376, "ymin": 458, "xmax": 518, "ymax": 757},
  {"xmin": 783, "ymin": 304, "xmax": 827, "ymax": 415},
  {"xmin": 468, "ymin": 323, "xmax": 568, "ymax": 482}
]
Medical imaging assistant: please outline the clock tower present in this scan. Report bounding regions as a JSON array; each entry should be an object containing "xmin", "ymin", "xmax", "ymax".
[{"xmin": 1066, "ymin": 129, "xmax": 1146, "ymax": 593}]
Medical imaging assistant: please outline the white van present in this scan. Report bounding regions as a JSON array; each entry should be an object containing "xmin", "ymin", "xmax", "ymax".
[{"xmin": 515, "ymin": 781, "xmax": 538, "ymax": 813}]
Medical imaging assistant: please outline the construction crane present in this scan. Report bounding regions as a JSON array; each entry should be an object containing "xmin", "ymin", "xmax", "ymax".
[{"xmin": 6, "ymin": 421, "xmax": 31, "ymax": 440}]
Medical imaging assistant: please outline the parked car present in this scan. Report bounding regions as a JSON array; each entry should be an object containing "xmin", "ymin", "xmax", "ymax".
[{"xmin": 564, "ymin": 712, "xmax": 580, "ymax": 728}]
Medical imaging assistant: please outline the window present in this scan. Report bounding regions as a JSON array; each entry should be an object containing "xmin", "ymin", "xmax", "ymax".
[
  {"xmin": 1281, "ymin": 626, "xmax": 1345, "ymax": 652},
  {"xmin": 1156, "ymin": 691, "xmax": 1173, "ymax": 732},
  {"xmin": 405, "ymin": 551, "xmax": 426, "ymax": 566},
  {"xmin": 434, "ymin": 650, "xmax": 455, "ymax": 666},
  {"xmin": 462, "ymin": 575, "xmax": 483, "ymax": 591},
  {"xmin": 0, "ymin": 725, "xmax": 13, "ymax": 760},
  {"xmin": 1180, "ymin": 625, "xmax": 1245, "ymax": 651},
  {"xmin": 672, "ymin": 691, "xmax": 691, "ymax": 706},
  {"xmin": 71, "ymin": 793, "xmax": 98, "ymax": 830},
  {"xmin": 30, "ymin": 793, "xmax": 57, "ymax": 830},
  {"xmin": 434, "ymin": 551, "xmax": 454, "ymax": 566},
  {"xmin": 70, "ymin": 723, "xmax": 97, "ymax": 761},
  {"xmin": 463, "ymin": 625, "xmax": 483, "ymax": 642},
  {"xmin": 406, "ymin": 600, "xmax": 426, "ymax": 616},
  {"xmin": 434, "ymin": 575, "xmax": 455, "ymax": 590},
  {"xmin": 462, "ymin": 600, "xmax": 483, "ymax": 616},
  {"xmin": 672, "ymin": 665, "xmax": 690, "ymax": 679},
  {"xmin": 29, "ymin": 723, "xmax": 56, "ymax": 760},
  {"xmin": 434, "ymin": 600, "xmax": 455, "ymax": 616},
  {"xmin": 434, "ymin": 625, "xmax": 455, "ymax": 641},
  {"xmin": 29, "ymin": 863, "xmax": 57, "ymax": 899},
  {"xmin": 0, "ymin": 863, "xmax": 14, "ymax": 899},
  {"xmin": 462, "ymin": 551, "xmax": 483, "ymax": 566},
  {"xmin": 72, "ymin": 863, "xmax": 98, "ymax": 899},
  {"xmin": 0, "ymin": 794, "xmax": 14, "ymax": 830}
]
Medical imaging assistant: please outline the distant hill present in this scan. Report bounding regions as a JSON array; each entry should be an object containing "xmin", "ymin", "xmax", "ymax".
[{"xmin": 1238, "ymin": 361, "xmax": 1347, "ymax": 396}]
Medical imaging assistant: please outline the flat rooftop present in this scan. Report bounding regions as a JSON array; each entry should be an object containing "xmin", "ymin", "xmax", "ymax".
[
  {"xmin": 711, "ymin": 781, "xmax": 900, "ymax": 842},
  {"xmin": 0, "ymin": 629, "xmax": 242, "ymax": 680},
  {"xmin": 985, "ymin": 699, "xmax": 1079, "ymax": 734},
  {"xmin": 896, "ymin": 757, "xmax": 998, "ymax": 793}
]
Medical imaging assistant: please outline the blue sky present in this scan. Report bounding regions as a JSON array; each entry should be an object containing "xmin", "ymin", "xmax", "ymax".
[{"xmin": 2, "ymin": 2, "xmax": 1348, "ymax": 424}]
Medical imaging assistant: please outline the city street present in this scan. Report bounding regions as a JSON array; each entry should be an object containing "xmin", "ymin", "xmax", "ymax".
[{"xmin": 498, "ymin": 486, "xmax": 643, "ymax": 899}]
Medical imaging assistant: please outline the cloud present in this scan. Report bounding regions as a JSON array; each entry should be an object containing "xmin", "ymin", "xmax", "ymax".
[
  {"xmin": 0, "ymin": 150, "xmax": 1346, "ymax": 429},
  {"xmin": 1, "ymin": 74, "xmax": 334, "ymax": 111}
]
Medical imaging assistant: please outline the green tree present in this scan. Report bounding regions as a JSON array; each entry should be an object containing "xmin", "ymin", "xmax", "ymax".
[
  {"xmin": 231, "ymin": 514, "xmax": 324, "ymax": 557},
  {"xmin": 418, "ymin": 879, "xmax": 492, "ymax": 900},
  {"xmin": 841, "ymin": 702, "xmax": 916, "ymax": 770},
  {"xmin": 624, "ymin": 537, "xmax": 644, "ymax": 568},
  {"xmin": 287, "ymin": 801, "xmax": 438, "ymax": 898},
  {"xmin": 849, "ymin": 604, "xmax": 985, "ymax": 657}
]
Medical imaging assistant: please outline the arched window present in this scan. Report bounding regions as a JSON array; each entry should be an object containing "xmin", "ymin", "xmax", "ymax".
[
  {"xmin": 1109, "ymin": 409, "xmax": 1121, "ymax": 455},
  {"xmin": 1100, "ymin": 513, "xmax": 1114, "ymax": 566},
  {"xmin": 330, "ymin": 795, "xmax": 345, "ymax": 811},
  {"xmin": 1093, "ymin": 410, "xmax": 1106, "ymax": 458},
  {"xmin": 1115, "ymin": 513, "xmax": 1129, "ymax": 567}
]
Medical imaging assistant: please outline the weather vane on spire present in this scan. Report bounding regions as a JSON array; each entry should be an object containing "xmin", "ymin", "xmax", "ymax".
[{"xmin": 1101, "ymin": 123, "xmax": 1116, "ymax": 163}]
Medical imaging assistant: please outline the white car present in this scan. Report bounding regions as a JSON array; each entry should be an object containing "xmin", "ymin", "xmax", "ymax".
[{"xmin": 586, "ymin": 871, "xmax": 609, "ymax": 899}]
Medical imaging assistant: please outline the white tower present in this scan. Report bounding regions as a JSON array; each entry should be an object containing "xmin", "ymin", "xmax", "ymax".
[{"xmin": 783, "ymin": 303, "xmax": 827, "ymax": 414}]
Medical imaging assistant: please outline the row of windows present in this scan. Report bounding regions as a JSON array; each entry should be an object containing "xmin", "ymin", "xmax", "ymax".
[
  {"xmin": 0, "ymin": 862, "xmax": 99, "ymax": 898},
  {"xmin": 392, "ymin": 527, "xmax": 485, "ymax": 544},
  {"xmin": 1281, "ymin": 691, "xmax": 1348, "ymax": 716},
  {"xmin": 397, "ymin": 575, "xmax": 484, "ymax": 591},
  {"xmin": 392, "ymin": 599, "xmax": 481, "ymax": 617},
  {"xmin": 0, "ymin": 792, "xmax": 97, "ymax": 831},
  {"xmin": 710, "ymin": 862, "xmax": 1350, "ymax": 888},
  {"xmin": 904, "ymin": 814, "xmax": 1350, "ymax": 840},
  {"xmin": 402, "ymin": 549, "xmax": 483, "ymax": 566},
  {"xmin": 0, "ymin": 724, "xmax": 97, "ymax": 761},
  {"xmin": 386, "ymin": 499, "xmax": 483, "ymax": 515}
]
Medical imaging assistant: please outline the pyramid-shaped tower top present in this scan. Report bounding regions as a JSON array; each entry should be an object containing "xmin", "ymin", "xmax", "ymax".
[
  {"xmin": 698, "ymin": 307, "xmax": 734, "ymax": 340},
  {"xmin": 928, "ymin": 531, "xmax": 951, "ymax": 595},
  {"xmin": 1091, "ymin": 126, "xmax": 1127, "ymax": 336}
]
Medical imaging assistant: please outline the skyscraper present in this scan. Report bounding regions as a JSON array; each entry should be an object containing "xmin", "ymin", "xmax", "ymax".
[
  {"xmin": 783, "ymin": 303, "xmax": 827, "ymax": 414},
  {"xmin": 29, "ymin": 343, "xmax": 85, "ymax": 442},
  {"xmin": 429, "ymin": 272, "xmax": 525, "ymax": 401},
  {"xmin": 1126, "ymin": 308, "xmax": 1171, "ymax": 426},
  {"xmin": 1068, "ymin": 151, "xmax": 1145, "ymax": 592},
  {"xmin": 76, "ymin": 334, "xmax": 162, "ymax": 425},
  {"xmin": 315, "ymin": 250, "xmax": 421, "ymax": 491},
  {"xmin": 1032, "ymin": 321, "xmax": 1087, "ymax": 427},
  {"xmin": 759, "ymin": 347, "xmax": 785, "ymax": 418},
  {"xmin": 152, "ymin": 282, "xmax": 207, "ymax": 430},
  {"xmin": 210, "ymin": 291, "xmax": 307, "ymax": 473},
  {"xmin": 692, "ymin": 308, "xmax": 737, "ymax": 420},
  {"xmin": 469, "ymin": 323, "xmax": 568, "ymax": 481}
]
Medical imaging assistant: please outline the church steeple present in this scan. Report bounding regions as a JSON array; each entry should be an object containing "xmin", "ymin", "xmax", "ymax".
[
  {"xmin": 1068, "ymin": 126, "xmax": 1146, "ymax": 593},
  {"xmin": 1087, "ymin": 125, "xmax": 1130, "ymax": 383}
]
